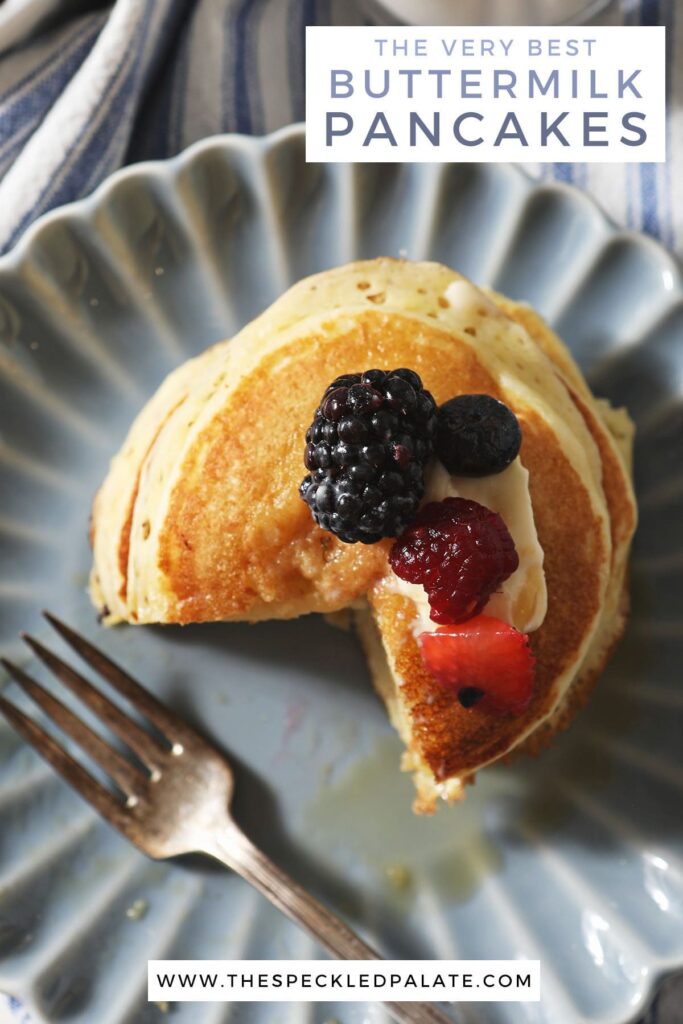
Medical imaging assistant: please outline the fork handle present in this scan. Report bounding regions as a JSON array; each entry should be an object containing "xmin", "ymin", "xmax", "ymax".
[{"xmin": 205, "ymin": 823, "xmax": 454, "ymax": 1024}]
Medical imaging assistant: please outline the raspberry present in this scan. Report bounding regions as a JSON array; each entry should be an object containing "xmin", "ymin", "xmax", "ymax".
[
  {"xmin": 436, "ymin": 394, "xmax": 521, "ymax": 477},
  {"xmin": 300, "ymin": 369, "xmax": 437, "ymax": 543},
  {"xmin": 419, "ymin": 615, "xmax": 535, "ymax": 714},
  {"xmin": 389, "ymin": 497, "xmax": 519, "ymax": 623}
]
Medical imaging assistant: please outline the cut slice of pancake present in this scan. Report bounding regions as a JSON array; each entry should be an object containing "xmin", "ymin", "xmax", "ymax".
[{"xmin": 90, "ymin": 259, "xmax": 636, "ymax": 812}]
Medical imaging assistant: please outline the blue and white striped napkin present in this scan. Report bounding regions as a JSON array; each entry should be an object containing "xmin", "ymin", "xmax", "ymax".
[
  {"xmin": 0, "ymin": 0, "xmax": 679, "ymax": 258},
  {"xmin": 0, "ymin": 995, "xmax": 31, "ymax": 1024}
]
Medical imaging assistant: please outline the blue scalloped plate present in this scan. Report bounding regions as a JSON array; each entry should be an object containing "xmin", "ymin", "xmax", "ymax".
[{"xmin": 0, "ymin": 126, "xmax": 682, "ymax": 1024}]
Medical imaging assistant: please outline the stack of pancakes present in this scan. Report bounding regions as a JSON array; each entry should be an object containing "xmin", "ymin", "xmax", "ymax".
[{"xmin": 91, "ymin": 259, "xmax": 636, "ymax": 812}]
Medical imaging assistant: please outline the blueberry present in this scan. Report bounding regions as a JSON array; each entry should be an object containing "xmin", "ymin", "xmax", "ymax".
[{"xmin": 436, "ymin": 394, "xmax": 521, "ymax": 476}]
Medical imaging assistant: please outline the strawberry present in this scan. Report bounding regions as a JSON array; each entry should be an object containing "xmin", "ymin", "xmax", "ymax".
[{"xmin": 418, "ymin": 614, "xmax": 535, "ymax": 714}]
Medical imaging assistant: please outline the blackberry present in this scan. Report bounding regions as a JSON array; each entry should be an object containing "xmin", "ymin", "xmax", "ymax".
[
  {"xmin": 300, "ymin": 368, "xmax": 437, "ymax": 543},
  {"xmin": 436, "ymin": 394, "xmax": 521, "ymax": 477}
]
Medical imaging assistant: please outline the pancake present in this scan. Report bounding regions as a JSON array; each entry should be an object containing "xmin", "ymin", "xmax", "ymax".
[{"xmin": 90, "ymin": 259, "xmax": 636, "ymax": 812}]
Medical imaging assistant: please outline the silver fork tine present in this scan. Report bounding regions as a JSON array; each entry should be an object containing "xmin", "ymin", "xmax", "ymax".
[
  {"xmin": 1, "ymin": 657, "xmax": 144, "ymax": 801},
  {"xmin": 1, "ymin": 620, "xmax": 454, "ymax": 1024},
  {"xmin": 22, "ymin": 634, "xmax": 166, "ymax": 773},
  {"xmin": 44, "ymin": 612, "xmax": 189, "ymax": 745},
  {"xmin": 0, "ymin": 693, "xmax": 130, "ymax": 830}
]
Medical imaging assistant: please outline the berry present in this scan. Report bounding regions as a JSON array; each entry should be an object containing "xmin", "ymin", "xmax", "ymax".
[
  {"xmin": 419, "ymin": 615, "xmax": 535, "ymax": 715},
  {"xmin": 338, "ymin": 417, "xmax": 368, "ymax": 443},
  {"xmin": 321, "ymin": 388, "xmax": 349, "ymax": 421},
  {"xmin": 391, "ymin": 368, "xmax": 423, "ymax": 390},
  {"xmin": 436, "ymin": 394, "xmax": 521, "ymax": 477},
  {"xmin": 389, "ymin": 497, "xmax": 519, "ymax": 624},
  {"xmin": 300, "ymin": 369, "xmax": 438, "ymax": 543},
  {"xmin": 361, "ymin": 369, "xmax": 387, "ymax": 388}
]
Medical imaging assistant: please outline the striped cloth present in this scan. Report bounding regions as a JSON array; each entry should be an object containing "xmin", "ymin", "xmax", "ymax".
[
  {"xmin": 0, "ymin": 2, "xmax": 680, "ymax": 1023},
  {"xmin": 0, "ymin": 0, "xmax": 679, "ymax": 257}
]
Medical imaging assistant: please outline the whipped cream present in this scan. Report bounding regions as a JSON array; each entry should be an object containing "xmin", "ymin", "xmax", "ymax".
[
  {"xmin": 443, "ymin": 279, "xmax": 501, "ymax": 321},
  {"xmin": 385, "ymin": 458, "xmax": 547, "ymax": 636}
]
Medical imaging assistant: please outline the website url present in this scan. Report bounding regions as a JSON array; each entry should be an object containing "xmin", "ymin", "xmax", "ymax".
[{"xmin": 148, "ymin": 959, "xmax": 541, "ymax": 1002}]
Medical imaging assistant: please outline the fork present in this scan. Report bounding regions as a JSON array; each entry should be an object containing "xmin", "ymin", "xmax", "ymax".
[{"xmin": 0, "ymin": 613, "xmax": 454, "ymax": 1024}]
